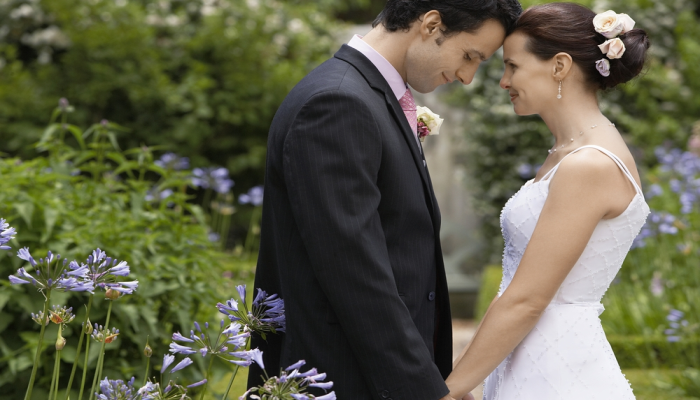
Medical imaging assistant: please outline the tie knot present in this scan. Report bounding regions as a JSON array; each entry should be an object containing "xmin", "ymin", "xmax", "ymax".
[{"xmin": 399, "ymin": 88, "xmax": 416, "ymax": 112}]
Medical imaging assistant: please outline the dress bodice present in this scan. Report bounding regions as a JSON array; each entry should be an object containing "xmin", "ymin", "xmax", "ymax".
[{"xmin": 498, "ymin": 145, "xmax": 650, "ymax": 304}]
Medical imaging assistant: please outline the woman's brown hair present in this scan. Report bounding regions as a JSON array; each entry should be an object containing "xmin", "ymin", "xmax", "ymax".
[{"xmin": 512, "ymin": 3, "xmax": 650, "ymax": 90}]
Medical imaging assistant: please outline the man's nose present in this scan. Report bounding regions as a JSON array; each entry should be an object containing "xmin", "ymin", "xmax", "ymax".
[{"xmin": 455, "ymin": 64, "xmax": 479, "ymax": 85}]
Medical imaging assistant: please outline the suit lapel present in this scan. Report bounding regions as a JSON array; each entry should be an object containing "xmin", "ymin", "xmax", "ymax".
[{"xmin": 334, "ymin": 45, "xmax": 437, "ymax": 219}]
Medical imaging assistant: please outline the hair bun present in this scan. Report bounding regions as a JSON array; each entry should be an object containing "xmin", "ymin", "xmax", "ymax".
[{"xmin": 602, "ymin": 28, "xmax": 650, "ymax": 89}]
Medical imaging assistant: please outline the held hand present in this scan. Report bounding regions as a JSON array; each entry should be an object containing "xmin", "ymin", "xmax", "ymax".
[{"xmin": 439, "ymin": 393, "xmax": 475, "ymax": 400}]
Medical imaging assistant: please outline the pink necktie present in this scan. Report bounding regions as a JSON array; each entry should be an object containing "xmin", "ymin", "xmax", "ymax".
[{"xmin": 399, "ymin": 87, "xmax": 417, "ymax": 139}]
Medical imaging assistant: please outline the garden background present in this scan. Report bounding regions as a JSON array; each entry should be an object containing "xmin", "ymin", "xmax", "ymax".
[{"xmin": 0, "ymin": 0, "xmax": 699, "ymax": 399}]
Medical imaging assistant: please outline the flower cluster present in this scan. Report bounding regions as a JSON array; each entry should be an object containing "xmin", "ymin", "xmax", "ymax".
[
  {"xmin": 654, "ymin": 147, "xmax": 700, "ymax": 214},
  {"xmin": 631, "ymin": 211, "xmax": 680, "ymax": 249},
  {"xmin": 192, "ymin": 167, "xmax": 234, "ymax": 194},
  {"xmin": 168, "ymin": 319, "xmax": 251, "ymax": 366},
  {"xmin": 92, "ymin": 324, "xmax": 120, "ymax": 344},
  {"xmin": 664, "ymin": 309, "xmax": 697, "ymax": 342},
  {"xmin": 48, "ymin": 305, "xmax": 76, "ymax": 325},
  {"xmin": 516, "ymin": 163, "xmax": 542, "ymax": 180},
  {"xmin": 217, "ymin": 285, "xmax": 286, "ymax": 338},
  {"xmin": 95, "ymin": 377, "xmax": 140, "ymax": 400},
  {"xmin": 239, "ymin": 185, "xmax": 264, "ymax": 206},
  {"xmin": 0, "ymin": 218, "xmax": 16, "ymax": 250},
  {"xmin": 241, "ymin": 360, "xmax": 336, "ymax": 400},
  {"xmin": 593, "ymin": 10, "xmax": 636, "ymax": 76},
  {"xmin": 155, "ymin": 152, "xmax": 190, "ymax": 171},
  {"xmin": 416, "ymin": 106, "xmax": 443, "ymax": 142},
  {"xmin": 72, "ymin": 248, "xmax": 138, "ymax": 296},
  {"xmin": 138, "ymin": 380, "xmax": 191, "ymax": 400},
  {"xmin": 9, "ymin": 248, "xmax": 94, "ymax": 292}
]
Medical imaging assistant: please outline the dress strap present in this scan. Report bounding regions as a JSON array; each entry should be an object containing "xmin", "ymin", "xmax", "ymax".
[{"xmin": 540, "ymin": 145, "xmax": 643, "ymax": 196}]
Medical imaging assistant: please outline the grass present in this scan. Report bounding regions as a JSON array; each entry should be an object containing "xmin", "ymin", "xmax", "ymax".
[{"xmin": 626, "ymin": 369, "xmax": 698, "ymax": 400}]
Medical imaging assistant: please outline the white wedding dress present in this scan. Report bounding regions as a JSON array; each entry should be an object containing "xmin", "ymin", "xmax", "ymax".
[{"xmin": 483, "ymin": 145, "xmax": 650, "ymax": 400}]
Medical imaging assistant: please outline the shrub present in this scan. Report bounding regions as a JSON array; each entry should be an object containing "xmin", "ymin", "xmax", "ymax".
[{"xmin": 0, "ymin": 107, "xmax": 250, "ymax": 398}]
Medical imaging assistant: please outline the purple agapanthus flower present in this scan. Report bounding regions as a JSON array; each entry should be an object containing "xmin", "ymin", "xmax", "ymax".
[
  {"xmin": 192, "ymin": 167, "xmax": 234, "ymax": 194},
  {"xmin": 239, "ymin": 185, "xmax": 264, "ymax": 206},
  {"xmin": 217, "ymin": 285, "xmax": 286, "ymax": 335},
  {"xmin": 244, "ymin": 360, "xmax": 336, "ymax": 400},
  {"xmin": 95, "ymin": 377, "xmax": 138, "ymax": 400},
  {"xmin": 653, "ymin": 147, "xmax": 700, "ymax": 214},
  {"xmin": 169, "ymin": 357, "xmax": 193, "ymax": 373},
  {"xmin": 70, "ymin": 249, "xmax": 137, "ymax": 295},
  {"xmin": 9, "ymin": 248, "xmax": 94, "ymax": 292},
  {"xmin": 0, "ymin": 219, "xmax": 16, "ymax": 250},
  {"xmin": 169, "ymin": 319, "xmax": 251, "ymax": 369},
  {"xmin": 155, "ymin": 153, "xmax": 190, "ymax": 171}
]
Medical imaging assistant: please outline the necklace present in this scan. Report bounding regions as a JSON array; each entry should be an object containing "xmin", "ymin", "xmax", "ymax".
[{"xmin": 548, "ymin": 122, "xmax": 615, "ymax": 155}]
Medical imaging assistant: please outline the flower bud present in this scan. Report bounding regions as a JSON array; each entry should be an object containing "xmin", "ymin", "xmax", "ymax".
[
  {"xmin": 144, "ymin": 342, "xmax": 153, "ymax": 358},
  {"xmin": 56, "ymin": 330, "xmax": 66, "ymax": 350},
  {"xmin": 84, "ymin": 320, "xmax": 93, "ymax": 334},
  {"xmin": 105, "ymin": 288, "xmax": 120, "ymax": 300}
]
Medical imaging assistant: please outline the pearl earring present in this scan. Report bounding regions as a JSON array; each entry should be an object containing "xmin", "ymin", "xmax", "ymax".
[{"xmin": 557, "ymin": 81, "xmax": 562, "ymax": 99}]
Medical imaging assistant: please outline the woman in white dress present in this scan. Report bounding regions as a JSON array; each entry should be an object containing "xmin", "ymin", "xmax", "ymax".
[{"xmin": 444, "ymin": 4, "xmax": 651, "ymax": 400}]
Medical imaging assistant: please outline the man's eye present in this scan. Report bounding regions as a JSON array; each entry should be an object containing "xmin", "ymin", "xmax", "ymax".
[{"xmin": 464, "ymin": 53, "xmax": 472, "ymax": 61}]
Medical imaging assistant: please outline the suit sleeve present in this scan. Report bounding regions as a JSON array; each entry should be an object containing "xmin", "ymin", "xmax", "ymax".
[{"xmin": 283, "ymin": 90, "xmax": 449, "ymax": 400}]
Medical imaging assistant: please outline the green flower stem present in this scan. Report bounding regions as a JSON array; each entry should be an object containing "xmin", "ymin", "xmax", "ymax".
[
  {"xmin": 243, "ymin": 207, "xmax": 261, "ymax": 258},
  {"xmin": 53, "ymin": 349, "xmax": 63, "ymax": 400},
  {"xmin": 24, "ymin": 289, "xmax": 52, "ymax": 400},
  {"xmin": 77, "ymin": 336, "xmax": 92, "ymax": 400},
  {"xmin": 48, "ymin": 348, "xmax": 60, "ymax": 400},
  {"xmin": 199, "ymin": 356, "xmax": 215, "ymax": 400},
  {"xmin": 142, "ymin": 357, "xmax": 150, "ymax": 387},
  {"xmin": 221, "ymin": 337, "xmax": 251, "ymax": 400},
  {"xmin": 64, "ymin": 295, "xmax": 94, "ymax": 400},
  {"xmin": 88, "ymin": 300, "xmax": 113, "ymax": 400}
]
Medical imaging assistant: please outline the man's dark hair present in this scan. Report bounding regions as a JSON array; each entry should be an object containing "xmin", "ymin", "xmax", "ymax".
[{"xmin": 372, "ymin": 0, "xmax": 523, "ymax": 36}]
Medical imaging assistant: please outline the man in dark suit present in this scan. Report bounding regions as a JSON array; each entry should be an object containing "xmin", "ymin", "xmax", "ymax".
[{"xmin": 248, "ymin": 1, "xmax": 521, "ymax": 399}]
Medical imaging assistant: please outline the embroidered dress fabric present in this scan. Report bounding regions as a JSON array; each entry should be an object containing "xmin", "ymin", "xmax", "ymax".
[{"xmin": 483, "ymin": 145, "xmax": 650, "ymax": 400}]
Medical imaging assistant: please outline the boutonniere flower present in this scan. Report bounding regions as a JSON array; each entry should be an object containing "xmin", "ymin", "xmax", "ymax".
[{"xmin": 416, "ymin": 106, "xmax": 443, "ymax": 142}]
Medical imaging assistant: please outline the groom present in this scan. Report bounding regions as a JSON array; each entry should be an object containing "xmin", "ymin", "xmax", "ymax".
[{"xmin": 249, "ymin": 1, "xmax": 521, "ymax": 399}]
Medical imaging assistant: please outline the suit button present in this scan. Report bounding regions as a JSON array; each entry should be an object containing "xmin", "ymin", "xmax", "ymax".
[
  {"xmin": 428, "ymin": 291, "xmax": 436, "ymax": 301},
  {"xmin": 381, "ymin": 390, "xmax": 390, "ymax": 398}
]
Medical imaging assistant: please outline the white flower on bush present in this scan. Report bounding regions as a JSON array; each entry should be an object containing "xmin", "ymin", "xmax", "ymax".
[{"xmin": 593, "ymin": 10, "xmax": 635, "ymax": 39}]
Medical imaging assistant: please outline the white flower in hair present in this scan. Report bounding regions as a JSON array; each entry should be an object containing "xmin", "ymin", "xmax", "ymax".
[
  {"xmin": 598, "ymin": 38, "xmax": 626, "ymax": 59},
  {"xmin": 593, "ymin": 10, "xmax": 636, "ymax": 39}
]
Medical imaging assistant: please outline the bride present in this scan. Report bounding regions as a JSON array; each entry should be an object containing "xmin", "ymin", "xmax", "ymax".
[{"xmin": 445, "ymin": 3, "xmax": 650, "ymax": 400}]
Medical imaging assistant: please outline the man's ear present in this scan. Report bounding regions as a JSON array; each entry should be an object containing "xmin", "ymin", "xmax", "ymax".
[
  {"xmin": 552, "ymin": 52, "xmax": 573, "ymax": 81},
  {"xmin": 419, "ymin": 10, "xmax": 443, "ymax": 40}
]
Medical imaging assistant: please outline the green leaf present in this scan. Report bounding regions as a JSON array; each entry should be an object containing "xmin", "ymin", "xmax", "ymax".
[
  {"xmin": 13, "ymin": 202, "xmax": 35, "ymax": 228},
  {"xmin": 40, "ymin": 207, "xmax": 59, "ymax": 243}
]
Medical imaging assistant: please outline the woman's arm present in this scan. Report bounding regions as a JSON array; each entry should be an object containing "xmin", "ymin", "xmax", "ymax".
[
  {"xmin": 445, "ymin": 151, "xmax": 635, "ymax": 398},
  {"xmin": 453, "ymin": 295, "xmax": 499, "ymax": 368}
]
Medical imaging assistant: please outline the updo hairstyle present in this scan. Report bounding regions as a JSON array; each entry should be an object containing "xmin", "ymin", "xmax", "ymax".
[{"xmin": 512, "ymin": 3, "xmax": 650, "ymax": 90}]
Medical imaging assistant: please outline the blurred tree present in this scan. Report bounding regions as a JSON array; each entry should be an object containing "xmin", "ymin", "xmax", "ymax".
[{"xmin": 0, "ymin": 0, "xmax": 340, "ymax": 193}]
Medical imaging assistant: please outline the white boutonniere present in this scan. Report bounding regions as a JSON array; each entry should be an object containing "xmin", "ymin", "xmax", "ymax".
[{"xmin": 416, "ymin": 106, "xmax": 443, "ymax": 142}]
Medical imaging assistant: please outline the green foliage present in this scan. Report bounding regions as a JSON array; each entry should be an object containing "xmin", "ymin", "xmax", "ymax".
[
  {"xmin": 609, "ymin": 336, "xmax": 700, "ymax": 369},
  {"xmin": 0, "ymin": 108, "xmax": 252, "ymax": 398},
  {"xmin": 474, "ymin": 265, "xmax": 502, "ymax": 321},
  {"xmin": 447, "ymin": 0, "xmax": 700, "ymax": 262},
  {"xmin": 0, "ymin": 0, "xmax": 340, "ymax": 191}
]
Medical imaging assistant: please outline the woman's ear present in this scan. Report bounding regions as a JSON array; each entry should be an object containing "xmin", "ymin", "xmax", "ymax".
[{"xmin": 552, "ymin": 52, "xmax": 573, "ymax": 81}]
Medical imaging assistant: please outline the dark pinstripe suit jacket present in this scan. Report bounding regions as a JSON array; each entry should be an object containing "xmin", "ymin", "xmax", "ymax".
[{"xmin": 248, "ymin": 45, "xmax": 453, "ymax": 400}]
